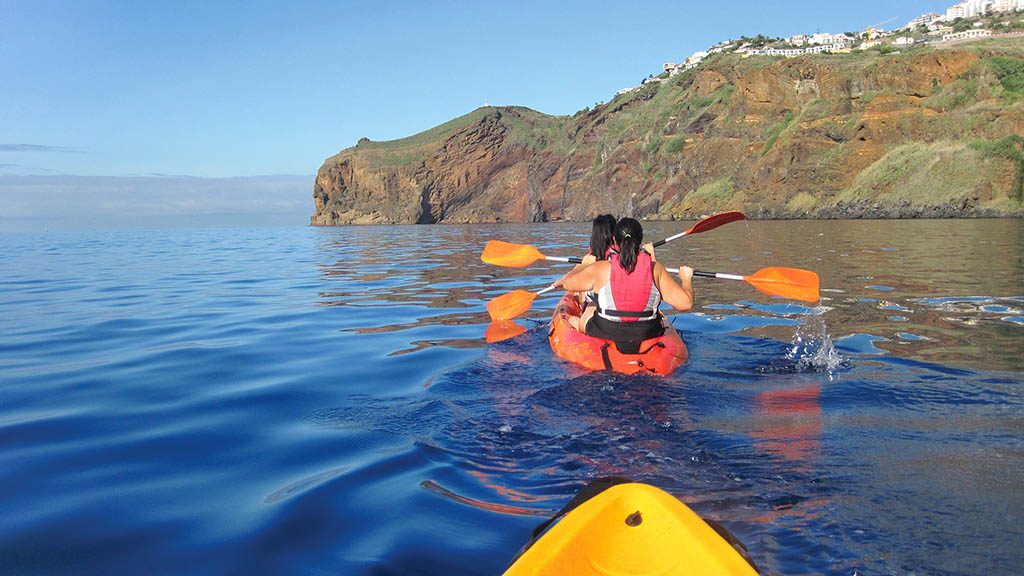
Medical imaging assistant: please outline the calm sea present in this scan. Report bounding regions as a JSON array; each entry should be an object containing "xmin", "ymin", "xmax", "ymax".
[{"xmin": 1, "ymin": 219, "xmax": 1021, "ymax": 575}]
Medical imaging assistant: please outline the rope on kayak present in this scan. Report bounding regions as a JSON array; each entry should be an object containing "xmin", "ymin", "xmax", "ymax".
[
  {"xmin": 602, "ymin": 341, "xmax": 667, "ymax": 372},
  {"xmin": 601, "ymin": 343, "xmax": 613, "ymax": 371},
  {"xmin": 637, "ymin": 341, "xmax": 666, "ymax": 355}
]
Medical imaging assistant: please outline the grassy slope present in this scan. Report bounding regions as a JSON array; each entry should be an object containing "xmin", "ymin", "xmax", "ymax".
[{"xmin": 830, "ymin": 40, "xmax": 1024, "ymax": 211}]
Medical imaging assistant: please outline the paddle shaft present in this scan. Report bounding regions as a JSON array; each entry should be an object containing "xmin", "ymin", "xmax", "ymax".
[
  {"xmin": 535, "ymin": 285, "xmax": 559, "ymax": 296},
  {"xmin": 546, "ymin": 256, "xmax": 582, "ymax": 264},
  {"xmin": 484, "ymin": 212, "xmax": 745, "ymax": 268},
  {"xmin": 653, "ymin": 211, "xmax": 745, "ymax": 247},
  {"xmin": 665, "ymin": 268, "xmax": 743, "ymax": 281},
  {"xmin": 564, "ymin": 226, "xmax": 720, "ymax": 257},
  {"xmin": 533, "ymin": 271, "xmax": 736, "ymax": 294},
  {"xmin": 651, "ymin": 233, "xmax": 686, "ymax": 248}
]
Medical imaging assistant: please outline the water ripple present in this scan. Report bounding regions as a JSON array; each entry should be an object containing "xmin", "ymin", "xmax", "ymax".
[{"xmin": 1, "ymin": 221, "xmax": 1022, "ymax": 575}]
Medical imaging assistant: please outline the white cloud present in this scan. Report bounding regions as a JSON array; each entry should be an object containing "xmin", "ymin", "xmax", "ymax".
[
  {"xmin": 0, "ymin": 174, "xmax": 314, "ymax": 232},
  {"xmin": 0, "ymin": 144, "xmax": 85, "ymax": 153}
]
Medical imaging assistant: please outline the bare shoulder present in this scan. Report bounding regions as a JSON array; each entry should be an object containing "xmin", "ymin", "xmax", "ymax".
[
  {"xmin": 590, "ymin": 260, "xmax": 612, "ymax": 286},
  {"xmin": 652, "ymin": 261, "xmax": 670, "ymax": 282}
]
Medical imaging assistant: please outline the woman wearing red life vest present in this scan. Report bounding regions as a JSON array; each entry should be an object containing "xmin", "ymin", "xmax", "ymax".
[{"xmin": 555, "ymin": 217, "xmax": 694, "ymax": 353}]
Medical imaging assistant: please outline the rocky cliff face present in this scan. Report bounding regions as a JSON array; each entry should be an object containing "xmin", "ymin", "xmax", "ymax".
[{"xmin": 312, "ymin": 41, "xmax": 1024, "ymax": 224}]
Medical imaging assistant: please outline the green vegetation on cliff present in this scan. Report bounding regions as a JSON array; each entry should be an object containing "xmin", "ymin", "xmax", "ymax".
[
  {"xmin": 991, "ymin": 56, "xmax": 1024, "ymax": 98},
  {"xmin": 835, "ymin": 142, "xmax": 1003, "ymax": 206},
  {"xmin": 971, "ymin": 135, "xmax": 1024, "ymax": 202}
]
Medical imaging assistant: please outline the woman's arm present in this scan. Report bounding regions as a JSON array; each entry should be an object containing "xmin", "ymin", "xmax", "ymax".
[
  {"xmin": 654, "ymin": 262, "xmax": 694, "ymax": 312},
  {"xmin": 642, "ymin": 242, "xmax": 656, "ymax": 262},
  {"xmin": 555, "ymin": 261, "xmax": 608, "ymax": 293},
  {"xmin": 570, "ymin": 253, "xmax": 598, "ymax": 272}
]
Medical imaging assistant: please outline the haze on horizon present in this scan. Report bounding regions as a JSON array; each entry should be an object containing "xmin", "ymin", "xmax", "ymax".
[{"xmin": 1, "ymin": 0, "xmax": 951, "ymax": 231}]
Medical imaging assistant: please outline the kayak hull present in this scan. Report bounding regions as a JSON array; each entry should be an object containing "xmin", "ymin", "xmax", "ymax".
[
  {"xmin": 548, "ymin": 293, "xmax": 687, "ymax": 376},
  {"xmin": 503, "ymin": 482, "xmax": 759, "ymax": 576}
]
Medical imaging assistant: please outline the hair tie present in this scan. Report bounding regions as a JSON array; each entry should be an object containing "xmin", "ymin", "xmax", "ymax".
[{"xmin": 622, "ymin": 232, "xmax": 632, "ymax": 239}]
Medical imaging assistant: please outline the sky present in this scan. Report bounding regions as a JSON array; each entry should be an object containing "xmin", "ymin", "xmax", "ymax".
[{"xmin": 1, "ymin": 0, "xmax": 953, "ymax": 230}]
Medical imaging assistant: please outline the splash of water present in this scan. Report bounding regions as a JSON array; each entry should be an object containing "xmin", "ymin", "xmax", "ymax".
[{"xmin": 787, "ymin": 306, "xmax": 845, "ymax": 375}]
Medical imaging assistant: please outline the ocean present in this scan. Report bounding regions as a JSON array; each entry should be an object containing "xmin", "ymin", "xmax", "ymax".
[{"xmin": 1, "ymin": 219, "xmax": 1021, "ymax": 575}]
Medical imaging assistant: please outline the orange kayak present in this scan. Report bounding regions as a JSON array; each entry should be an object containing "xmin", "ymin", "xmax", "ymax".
[{"xmin": 548, "ymin": 293, "xmax": 687, "ymax": 376}]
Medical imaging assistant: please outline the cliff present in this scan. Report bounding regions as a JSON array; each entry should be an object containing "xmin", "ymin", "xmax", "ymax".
[{"xmin": 311, "ymin": 39, "xmax": 1024, "ymax": 224}]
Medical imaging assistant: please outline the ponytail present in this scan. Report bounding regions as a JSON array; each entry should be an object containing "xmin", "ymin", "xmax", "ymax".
[{"xmin": 614, "ymin": 218, "xmax": 644, "ymax": 274}]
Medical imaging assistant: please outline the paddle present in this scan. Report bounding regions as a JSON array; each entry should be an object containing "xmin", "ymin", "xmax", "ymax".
[
  {"xmin": 684, "ymin": 266, "xmax": 820, "ymax": 304},
  {"xmin": 485, "ymin": 320, "xmax": 528, "ymax": 343},
  {"xmin": 487, "ymin": 285, "xmax": 559, "ymax": 321},
  {"xmin": 480, "ymin": 211, "xmax": 746, "ymax": 268},
  {"xmin": 650, "ymin": 210, "xmax": 746, "ymax": 247},
  {"xmin": 486, "ymin": 266, "xmax": 819, "ymax": 322}
]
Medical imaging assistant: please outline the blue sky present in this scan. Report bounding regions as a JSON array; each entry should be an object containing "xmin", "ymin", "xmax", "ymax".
[{"xmin": 1, "ymin": 0, "xmax": 951, "ymax": 230}]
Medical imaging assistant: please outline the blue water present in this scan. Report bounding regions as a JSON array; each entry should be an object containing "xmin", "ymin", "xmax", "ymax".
[{"xmin": 1, "ymin": 221, "xmax": 1022, "ymax": 575}]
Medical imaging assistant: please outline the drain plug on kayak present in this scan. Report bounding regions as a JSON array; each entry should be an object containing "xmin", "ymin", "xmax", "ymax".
[{"xmin": 625, "ymin": 510, "xmax": 643, "ymax": 526}]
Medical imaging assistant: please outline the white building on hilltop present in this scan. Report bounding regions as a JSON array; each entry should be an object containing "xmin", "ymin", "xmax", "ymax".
[
  {"xmin": 787, "ymin": 32, "xmax": 853, "ymax": 47},
  {"xmin": 742, "ymin": 43, "xmax": 848, "ymax": 57},
  {"xmin": 663, "ymin": 49, "xmax": 710, "ymax": 77},
  {"xmin": 903, "ymin": 13, "xmax": 943, "ymax": 30},
  {"xmin": 862, "ymin": 26, "xmax": 886, "ymax": 40},
  {"xmin": 708, "ymin": 42, "xmax": 736, "ymax": 55},
  {"xmin": 686, "ymin": 51, "xmax": 709, "ymax": 66},
  {"xmin": 804, "ymin": 43, "xmax": 849, "ymax": 54},
  {"xmin": 942, "ymin": 28, "xmax": 993, "ymax": 41},
  {"xmin": 946, "ymin": 0, "xmax": 994, "ymax": 20},
  {"xmin": 809, "ymin": 32, "xmax": 854, "ymax": 45},
  {"xmin": 991, "ymin": 0, "xmax": 1024, "ymax": 11}
]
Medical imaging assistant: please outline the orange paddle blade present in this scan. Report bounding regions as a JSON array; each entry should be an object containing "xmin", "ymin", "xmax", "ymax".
[
  {"xmin": 746, "ymin": 267, "xmax": 820, "ymax": 303},
  {"xmin": 686, "ymin": 210, "xmax": 746, "ymax": 234},
  {"xmin": 481, "ymin": 241, "xmax": 546, "ymax": 268},
  {"xmin": 485, "ymin": 320, "xmax": 527, "ymax": 343},
  {"xmin": 487, "ymin": 289, "xmax": 540, "ymax": 321}
]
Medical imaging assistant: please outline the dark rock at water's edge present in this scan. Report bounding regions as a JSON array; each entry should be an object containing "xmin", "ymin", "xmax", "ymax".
[{"xmin": 311, "ymin": 40, "xmax": 1024, "ymax": 225}]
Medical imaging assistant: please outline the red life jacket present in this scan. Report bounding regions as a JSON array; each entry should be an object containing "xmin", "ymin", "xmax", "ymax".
[
  {"xmin": 586, "ymin": 245, "xmax": 617, "ymax": 259},
  {"xmin": 595, "ymin": 252, "xmax": 661, "ymax": 323}
]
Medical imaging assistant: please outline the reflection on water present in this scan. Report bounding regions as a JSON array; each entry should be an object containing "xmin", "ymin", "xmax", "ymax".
[
  {"xmin": 3, "ymin": 220, "xmax": 1019, "ymax": 576},
  {"xmin": 753, "ymin": 384, "xmax": 822, "ymax": 466},
  {"xmin": 314, "ymin": 219, "xmax": 1022, "ymax": 371},
  {"xmin": 307, "ymin": 219, "xmax": 1023, "ymax": 575}
]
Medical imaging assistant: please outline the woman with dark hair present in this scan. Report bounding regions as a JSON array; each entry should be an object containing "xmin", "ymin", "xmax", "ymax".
[
  {"xmin": 586, "ymin": 214, "xmax": 617, "ymax": 264},
  {"xmin": 570, "ymin": 214, "xmax": 617, "ymax": 329},
  {"xmin": 556, "ymin": 217, "xmax": 694, "ymax": 352}
]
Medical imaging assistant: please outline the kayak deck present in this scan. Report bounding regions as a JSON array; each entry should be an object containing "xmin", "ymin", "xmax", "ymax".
[
  {"xmin": 503, "ymin": 481, "xmax": 759, "ymax": 575},
  {"xmin": 548, "ymin": 293, "xmax": 687, "ymax": 376}
]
